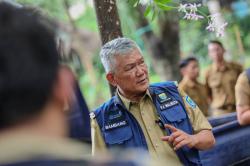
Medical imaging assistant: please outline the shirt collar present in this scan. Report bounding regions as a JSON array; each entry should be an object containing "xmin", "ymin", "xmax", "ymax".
[
  {"xmin": 117, "ymin": 89, "xmax": 152, "ymax": 110},
  {"xmin": 212, "ymin": 61, "xmax": 229, "ymax": 72},
  {"xmin": 181, "ymin": 77, "xmax": 197, "ymax": 88}
]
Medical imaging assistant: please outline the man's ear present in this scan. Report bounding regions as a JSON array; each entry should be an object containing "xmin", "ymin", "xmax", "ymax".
[
  {"xmin": 106, "ymin": 72, "xmax": 117, "ymax": 87},
  {"xmin": 53, "ymin": 66, "xmax": 76, "ymax": 109}
]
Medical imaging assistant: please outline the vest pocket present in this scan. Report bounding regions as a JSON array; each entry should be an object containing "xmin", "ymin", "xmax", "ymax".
[
  {"xmin": 160, "ymin": 105, "xmax": 187, "ymax": 123},
  {"xmin": 104, "ymin": 125, "xmax": 133, "ymax": 145}
]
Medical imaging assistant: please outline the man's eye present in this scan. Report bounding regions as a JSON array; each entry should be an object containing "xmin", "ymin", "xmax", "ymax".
[
  {"xmin": 139, "ymin": 61, "xmax": 145, "ymax": 65},
  {"xmin": 125, "ymin": 65, "xmax": 135, "ymax": 71}
]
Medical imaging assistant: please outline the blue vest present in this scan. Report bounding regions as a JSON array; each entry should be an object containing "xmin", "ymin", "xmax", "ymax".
[{"xmin": 94, "ymin": 82, "xmax": 202, "ymax": 166}]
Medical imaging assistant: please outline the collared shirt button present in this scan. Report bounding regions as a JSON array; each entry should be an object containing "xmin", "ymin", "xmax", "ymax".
[{"xmin": 155, "ymin": 144, "xmax": 159, "ymax": 148}]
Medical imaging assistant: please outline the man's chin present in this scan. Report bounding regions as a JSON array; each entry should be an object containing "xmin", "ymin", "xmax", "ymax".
[{"xmin": 140, "ymin": 83, "xmax": 149, "ymax": 92}]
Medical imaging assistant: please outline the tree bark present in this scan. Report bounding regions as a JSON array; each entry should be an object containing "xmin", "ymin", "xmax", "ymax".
[
  {"xmin": 158, "ymin": 11, "xmax": 181, "ymax": 81},
  {"xmin": 131, "ymin": 6, "xmax": 181, "ymax": 81},
  {"xmin": 93, "ymin": 0, "xmax": 123, "ymax": 96}
]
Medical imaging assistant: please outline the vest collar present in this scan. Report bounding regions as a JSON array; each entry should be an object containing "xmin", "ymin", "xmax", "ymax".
[{"xmin": 116, "ymin": 89, "xmax": 152, "ymax": 110}]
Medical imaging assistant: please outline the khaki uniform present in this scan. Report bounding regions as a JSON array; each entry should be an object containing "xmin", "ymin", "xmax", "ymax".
[
  {"xmin": 179, "ymin": 78, "xmax": 209, "ymax": 116},
  {"xmin": 205, "ymin": 61, "xmax": 243, "ymax": 116},
  {"xmin": 91, "ymin": 88, "xmax": 212, "ymax": 166},
  {"xmin": 0, "ymin": 133, "xmax": 162, "ymax": 166},
  {"xmin": 0, "ymin": 133, "xmax": 91, "ymax": 165},
  {"xmin": 235, "ymin": 71, "xmax": 250, "ymax": 107}
]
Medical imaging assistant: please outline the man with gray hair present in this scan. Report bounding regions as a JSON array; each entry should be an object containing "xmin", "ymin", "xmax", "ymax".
[{"xmin": 91, "ymin": 37, "xmax": 215, "ymax": 166}]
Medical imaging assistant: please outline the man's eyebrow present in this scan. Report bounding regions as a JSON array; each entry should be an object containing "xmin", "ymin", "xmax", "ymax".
[
  {"xmin": 124, "ymin": 58, "xmax": 144, "ymax": 67},
  {"xmin": 124, "ymin": 62, "xmax": 136, "ymax": 67}
]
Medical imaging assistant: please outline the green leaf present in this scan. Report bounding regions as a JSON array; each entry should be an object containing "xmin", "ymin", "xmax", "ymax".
[
  {"xmin": 127, "ymin": 0, "xmax": 139, "ymax": 7},
  {"xmin": 151, "ymin": 10, "xmax": 156, "ymax": 21},
  {"xmin": 155, "ymin": 2, "xmax": 173, "ymax": 11},
  {"xmin": 133, "ymin": 0, "xmax": 140, "ymax": 7},
  {"xmin": 144, "ymin": 5, "xmax": 152, "ymax": 17},
  {"xmin": 154, "ymin": 0, "xmax": 172, "ymax": 4}
]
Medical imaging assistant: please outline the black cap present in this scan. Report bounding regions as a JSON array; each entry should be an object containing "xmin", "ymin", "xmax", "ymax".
[{"xmin": 179, "ymin": 56, "xmax": 198, "ymax": 69}]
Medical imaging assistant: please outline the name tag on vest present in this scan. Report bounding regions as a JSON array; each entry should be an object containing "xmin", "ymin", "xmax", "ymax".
[
  {"xmin": 160, "ymin": 100, "xmax": 179, "ymax": 110},
  {"xmin": 105, "ymin": 120, "xmax": 128, "ymax": 130}
]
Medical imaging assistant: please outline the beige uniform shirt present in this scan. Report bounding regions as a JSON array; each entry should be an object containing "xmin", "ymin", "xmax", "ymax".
[
  {"xmin": 0, "ymin": 133, "xmax": 162, "ymax": 166},
  {"xmin": 0, "ymin": 133, "xmax": 91, "ymax": 165},
  {"xmin": 235, "ymin": 71, "xmax": 250, "ymax": 107},
  {"xmin": 205, "ymin": 61, "xmax": 243, "ymax": 116},
  {"xmin": 179, "ymin": 78, "xmax": 209, "ymax": 116},
  {"xmin": 91, "ymin": 87, "xmax": 212, "ymax": 166}
]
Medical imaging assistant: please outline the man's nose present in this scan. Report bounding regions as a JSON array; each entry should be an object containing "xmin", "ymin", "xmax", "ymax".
[{"xmin": 136, "ymin": 65, "xmax": 144, "ymax": 76}]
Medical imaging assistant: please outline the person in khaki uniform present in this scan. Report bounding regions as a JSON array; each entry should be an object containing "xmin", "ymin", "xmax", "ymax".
[
  {"xmin": 235, "ymin": 69, "xmax": 250, "ymax": 125},
  {"xmin": 91, "ymin": 37, "xmax": 215, "ymax": 166},
  {"xmin": 205, "ymin": 40, "xmax": 243, "ymax": 117},
  {"xmin": 179, "ymin": 57, "xmax": 209, "ymax": 116}
]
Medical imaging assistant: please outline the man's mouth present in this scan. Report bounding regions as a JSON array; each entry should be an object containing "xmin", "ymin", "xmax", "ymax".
[{"xmin": 137, "ymin": 78, "xmax": 147, "ymax": 84}]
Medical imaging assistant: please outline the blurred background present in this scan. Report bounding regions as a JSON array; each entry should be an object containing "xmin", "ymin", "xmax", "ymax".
[{"xmin": 13, "ymin": 0, "xmax": 250, "ymax": 110}]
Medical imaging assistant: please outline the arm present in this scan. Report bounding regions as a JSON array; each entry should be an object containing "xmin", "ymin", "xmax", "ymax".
[
  {"xmin": 235, "ymin": 72, "xmax": 250, "ymax": 125},
  {"xmin": 91, "ymin": 117, "xmax": 108, "ymax": 155},
  {"xmin": 161, "ymin": 124, "xmax": 215, "ymax": 151},
  {"xmin": 237, "ymin": 105, "xmax": 250, "ymax": 125},
  {"xmin": 165, "ymin": 88, "xmax": 215, "ymax": 150}
]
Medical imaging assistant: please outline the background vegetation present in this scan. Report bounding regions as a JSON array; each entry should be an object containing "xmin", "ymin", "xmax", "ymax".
[{"xmin": 15, "ymin": 0, "xmax": 250, "ymax": 109}]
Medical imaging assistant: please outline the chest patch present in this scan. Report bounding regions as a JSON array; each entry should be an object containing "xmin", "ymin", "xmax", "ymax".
[
  {"xmin": 104, "ymin": 110, "xmax": 128, "ymax": 130},
  {"xmin": 157, "ymin": 92, "xmax": 172, "ymax": 103},
  {"xmin": 160, "ymin": 100, "xmax": 179, "ymax": 110},
  {"xmin": 104, "ymin": 120, "xmax": 128, "ymax": 130}
]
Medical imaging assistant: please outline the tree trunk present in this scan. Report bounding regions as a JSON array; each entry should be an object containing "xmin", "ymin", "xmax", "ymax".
[
  {"xmin": 131, "ymin": 6, "xmax": 181, "ymax": 81},
  {"xmin": 158, "ymin": 11, "xmax": 181, "ymax": 81},
  {"xmin": 93, "ymin": 0, "xmax": 123, "ymax": 96}
]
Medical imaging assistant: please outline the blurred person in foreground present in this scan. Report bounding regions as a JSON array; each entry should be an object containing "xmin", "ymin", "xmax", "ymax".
[
  {"xmin": 0, "ymin": 2, "xmax": 157, "ymax": 166},
  {"xmin": 205, "ymin": 40, "xmax": 243, "ymax": 117},
  {"xmin": 179, "ymin": 57, "xmax": 209, "ymax": 116},
  {"xmin": 0, "ymin": 2, "xmax": 90, "ymax": 165},
  {"xmin": 235, "ymin": 68, "xmax": 250, "ymax": 126},
  {"xmin": 91, "ymin": 37, "xmax": 215, "ymax": 166}
]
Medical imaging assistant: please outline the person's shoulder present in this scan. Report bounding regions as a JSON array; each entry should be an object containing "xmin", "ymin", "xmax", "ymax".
[
  {"xmin": 93, "ymin": 96, "xmax": 117, "ymax": 117},
  {"xmin": 228, "ymin": 61, "xmax": 243, "ymax": 70},
  {"xmin": 150, "ymin": 81, "xmax": 178, "ymax": 88},
  {"xmin": 178, "ymin": 80, "xmax": 188, "ymax": 91},
  {"xmin": 237, "ymin": 71, "xmax": 248, "ymax": 86}
]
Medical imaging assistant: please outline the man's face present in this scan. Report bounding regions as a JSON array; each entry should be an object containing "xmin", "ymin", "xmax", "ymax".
[
  {"xmin": 208, "ymin": 43, "xmax": 224, "ymax": 63},
  {"xmin": 182, "ymin": 60, "xmax": 199, "ymax": 80},
  {"xmin": 108, "ymin": 49, "xmax": 149, "ymax": 97}
]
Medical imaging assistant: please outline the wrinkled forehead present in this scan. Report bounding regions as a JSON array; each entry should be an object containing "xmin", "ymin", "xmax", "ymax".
[
  {"xmin": 120, "ymin": 48, "xmax": 143, "ymax": 59},
  {"xmin": 114, "ymin": 49, "xmax": 143, "ymax": 65}
]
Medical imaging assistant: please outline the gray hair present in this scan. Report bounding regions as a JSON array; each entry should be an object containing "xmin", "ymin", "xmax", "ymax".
[{"xmin": 100, "ymin": 37, "xmax": 142, "ymax": 73}]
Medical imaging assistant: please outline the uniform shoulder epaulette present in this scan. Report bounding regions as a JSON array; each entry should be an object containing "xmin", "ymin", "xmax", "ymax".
[
  {"xmin": 89, "ymin": 112, "xmax": 96, "ymax": 119},
  {"xmin": 174, "ymin": 81, "xmax": 178, "ymax": 87}
]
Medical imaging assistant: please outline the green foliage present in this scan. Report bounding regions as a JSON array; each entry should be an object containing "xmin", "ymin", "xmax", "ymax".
[
  {"xmin": 75, "ymin": 6, "xmax": 98, "ymax": 32},
  {"xmin": 128, "ymin": 0, "xmax": 173, "ymax": 20},
  {"xmin": 79, "ymin": 72, "xmax": 110, "ymax": 110},
  {"xmin": 14, "ymin": 0, "xmax": 250, "ymax": 109},
  {"xmin": 16, "ymin": 0, "xmax": 68, "ymax": 20},
  {"xmin": 234, "ymin": 15, "xmax": 250, "ymax": 55}
]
